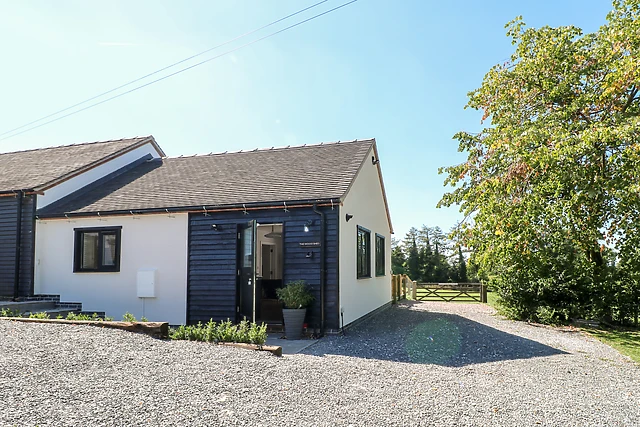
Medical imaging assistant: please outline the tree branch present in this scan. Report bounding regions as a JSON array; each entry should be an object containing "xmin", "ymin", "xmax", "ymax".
[{"xmin": 622, "ymin": 85, "xmax": 638, "ymax": 113}]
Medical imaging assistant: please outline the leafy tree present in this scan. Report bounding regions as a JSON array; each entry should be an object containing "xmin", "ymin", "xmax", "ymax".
[
  {"xmin": 391, "ymin": 238, "xmax": 407, "ymax": 275},
  {"xmin": 403, "ymin": 228, "xmax": 422, "ymax": 281},
  {"xmin": 439, "ymin": 0, "xmax": 640, "ymax": 324},
  {"xmin": 455, "ymin": 246, "xmax": 468, "ymax": 283}
]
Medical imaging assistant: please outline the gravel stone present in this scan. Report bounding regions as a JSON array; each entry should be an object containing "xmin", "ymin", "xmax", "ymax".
[{"xmin": 1, "ymin": 302, "xmax": 638, "ymax": 426}]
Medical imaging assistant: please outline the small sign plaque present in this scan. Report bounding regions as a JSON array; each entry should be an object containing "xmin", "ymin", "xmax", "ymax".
[{"xmin": 299, "ymin": 242, "xmax": 321, "ymax": 247}]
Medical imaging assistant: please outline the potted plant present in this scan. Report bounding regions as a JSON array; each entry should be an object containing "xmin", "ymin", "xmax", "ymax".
[{"xmin": 276, "ymin": 280, "xmax": 314, "ymax": 339}]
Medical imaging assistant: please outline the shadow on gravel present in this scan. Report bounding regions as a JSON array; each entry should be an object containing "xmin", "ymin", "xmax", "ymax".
[{"xmin": 304, "ymin": 304, "xmax": 567, "ymax": 366}]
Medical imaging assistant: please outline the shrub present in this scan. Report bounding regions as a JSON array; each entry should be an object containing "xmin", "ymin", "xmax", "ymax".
[
  {"xmin": 28, "ymin": 312, "xmax": 50, "ymax": 319},
  {"xmin": 248, "ymin": 322, "xmax": 268, "ymax": 346},
  {"xmin": 66, "ymin": 312, "xmax": 108, "ymax": 321},
  {"xmin": 169, "ymin": 319, "xmax": 268, "ymax": 346},
  {"xmin": 122, "ymin": 312, "xmax": 137, "ymax": 322},
  {"xmin": 1, "ymin": 308, "xmax": 23, "ymax": 318},
  {"xmin": 276, "ymin": 280, "xmax": 314, "ymax": 309}
]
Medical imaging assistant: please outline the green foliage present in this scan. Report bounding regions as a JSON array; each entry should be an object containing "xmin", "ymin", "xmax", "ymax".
[
  {"xmin": 393, "ymin": 225, "xmax": 477, "ymax": 283},
  {"xmin": 122, "ymin": 312, "xmax": 137, "ymax": 322},
  {"xmin": 28, "ymin": 312, "xmax": 50, "ymax": 319},
  {"xmin": 439, "ymin": 0, "xmax": 640, "ymax": 325},
  {"xmin": 0, "ymin": 308, "xmax": 23, "ymax": 318},
  {"xmin": 276, "ymin": 280, "xmax": 314, "ymax": 309},
  {"xmin": 391, "ymin": 238, "xmax": 407, "ymax": 275},
  {"xmin": 140, "ymin": 316, "xmax": 149, "ymax": 322},
  {"xmin": 66, "ymin": 312, "xmax": 107, "ymax": 321},
  {"xmin": 169, "ymin": 319, "xmax": 267, "ymax": 346}
]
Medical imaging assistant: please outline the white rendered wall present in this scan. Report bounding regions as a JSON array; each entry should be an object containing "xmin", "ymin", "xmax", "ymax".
[
  {"xmin": 339, "ymin": 147, "xmax": 392, "ymax": 326},
  {"xmin": 34, "ymin": 213, "xmax": 188, "ymax": 325},
  {"xmin": 37, "ymin": 142, "xmax": 162, "ymax": 209}
]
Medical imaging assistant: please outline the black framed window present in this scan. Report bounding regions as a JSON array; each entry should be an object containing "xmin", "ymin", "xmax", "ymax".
[
  {"xmin": 375, "ymin": 234, "xmax": 386, "ymax": 276},
  {"xmin": 357, "ymin": 226, "xmax": 371, "ymax": 279},
  {"xmin": 74, "ymin": 227, "xmax": 122, "ymax": 272}
]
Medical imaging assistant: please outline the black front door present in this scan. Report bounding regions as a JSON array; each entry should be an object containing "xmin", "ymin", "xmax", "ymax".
[{"xmin": 237, "ymin": 220, "xmax": 257, "ymax": 322}]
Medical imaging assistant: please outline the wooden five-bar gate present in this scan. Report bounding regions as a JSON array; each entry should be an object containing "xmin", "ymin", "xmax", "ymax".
[{"xmin": 392, "ymin": 275, "xmax": 487, "ymax": 304}]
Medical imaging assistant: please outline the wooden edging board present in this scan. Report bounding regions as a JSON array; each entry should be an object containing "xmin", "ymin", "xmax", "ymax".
[{"xmin": 0, "ymin": 317, "xmax": 169, "ymax": 339}]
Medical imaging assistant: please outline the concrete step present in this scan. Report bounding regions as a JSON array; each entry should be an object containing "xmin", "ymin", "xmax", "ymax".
[{"xmin": 0, "ymin": 301, "xmax": 57, "ymax": 315}]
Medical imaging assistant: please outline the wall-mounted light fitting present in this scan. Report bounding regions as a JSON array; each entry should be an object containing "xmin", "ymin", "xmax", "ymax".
[
  {"xmin": 372, "ymin": 156, "xmax": 380, "ymax": 165},
  {"xmin": 211, "ymin": 224, "xmax": 220, "ymax": 231},
  {"xmin": 345, "ymin": 214, "xmax": 354, "ymax": 222},
  {"xmin": 303, "ymin": 220, "xmax": 314, "ymax": 233},
  {"xmin": 305, "ymin": 251, "xmax": 314, "ymax": 259}
]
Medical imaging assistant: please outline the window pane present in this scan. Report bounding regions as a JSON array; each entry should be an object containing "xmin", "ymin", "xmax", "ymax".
[
  {"xmin": 102, "ymin": 233, "xmax": 117, "ymax": 266},
  {"xmin": 357, "ymin": 227, "xmax": 371, "ymax": 278},
  {"xmin": 81, "ymin": 232, "xmax": 99, "ymax": 270},
  {"xmin": 376, "ymin": 235, "xmax": 385, "ymax": 276}
]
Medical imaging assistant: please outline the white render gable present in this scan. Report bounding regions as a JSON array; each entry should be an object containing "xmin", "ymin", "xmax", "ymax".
[{"xmin": 339, "ymin": 144, "xmax": 393, "ymax": 326}]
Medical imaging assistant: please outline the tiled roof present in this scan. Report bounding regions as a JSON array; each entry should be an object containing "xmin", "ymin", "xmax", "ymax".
[
  {"xmin": 39, "ymin": 139, "xmax": 375, "ymax": 215},
  {"xmin": 0, "ymin": 137, "xmax": 154, "ymax": 192}
]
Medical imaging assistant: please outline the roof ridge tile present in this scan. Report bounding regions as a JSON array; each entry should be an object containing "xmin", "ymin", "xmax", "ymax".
[{"xmin": 162, "ymin": 138, "xmax": 374, "ymax": 159}]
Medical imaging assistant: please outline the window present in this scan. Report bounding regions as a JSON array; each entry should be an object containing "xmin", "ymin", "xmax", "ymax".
[
  {"xmin": 356, "ymin": 226, "xmax": 371, "ymax": 278},
  {"xmin": 375, "ymin": 234, "xmax": 386, "ymax": 276},
  {"xmin": 74, "ymin": 227, "xmax": 122, "ymax": 272}
]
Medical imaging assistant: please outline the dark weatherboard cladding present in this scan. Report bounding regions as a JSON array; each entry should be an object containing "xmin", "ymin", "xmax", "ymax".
[
  {"xmin": 0, "ymin": 194, "xmax": 36, "ymax": 297},
  {"xmin": 188, "ymin": 206, "xmax": 339, "ymax": 330}
]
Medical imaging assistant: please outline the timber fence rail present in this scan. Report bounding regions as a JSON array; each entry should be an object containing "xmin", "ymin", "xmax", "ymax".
[{"xmin": 413, "ymin": 282, "xmax": 487, "ymax": 303}]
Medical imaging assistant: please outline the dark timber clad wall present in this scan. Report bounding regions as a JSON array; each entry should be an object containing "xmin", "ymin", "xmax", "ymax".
[
  {"xmin": 188, "ymin": 207, "xmax": 339, "ymax": 330},
  {"xmin": 0, "ymin": 195, "xmax": 36, "ymax": 297}
]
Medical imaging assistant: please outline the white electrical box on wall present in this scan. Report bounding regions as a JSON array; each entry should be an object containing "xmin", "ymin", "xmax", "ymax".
[{"xmin": 137, "ymin": 269, "xmax": 157, "ymax": 298}]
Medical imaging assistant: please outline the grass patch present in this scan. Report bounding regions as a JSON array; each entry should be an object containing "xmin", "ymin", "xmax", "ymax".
[
  {"xmin": 486, "ymin": 291, "xmax": 499, "ymax": 309},
  {"xmin": 583, "ymin": 327, "xmax": 640, "ymax": 364}
]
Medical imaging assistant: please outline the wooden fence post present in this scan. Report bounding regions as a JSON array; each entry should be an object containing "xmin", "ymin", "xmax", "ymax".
[
  {"xmin": 481, "ymin": 284, "xmax": 487, "ymax": 303},
  {"xmin": 402, "ymin": 276, "xmax": 407, "ymax": 300},
  {"xmin": 391, "ymin": 275, "xmax": 397, "ymax": 304},
  {"xmin": 412, "ymin": 281, "xmax": 417, "ymax": 300}
]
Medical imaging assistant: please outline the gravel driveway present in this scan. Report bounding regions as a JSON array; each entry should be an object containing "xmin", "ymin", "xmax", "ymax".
[{"xmin": 1, "ymin": 302, "xmax": 638, "ymax": 426}]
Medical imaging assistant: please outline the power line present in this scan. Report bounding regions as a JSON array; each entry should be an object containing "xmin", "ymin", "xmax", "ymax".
[{"xmin": 0, "ymin": 0, "xmax": 336, "ymax": 139}]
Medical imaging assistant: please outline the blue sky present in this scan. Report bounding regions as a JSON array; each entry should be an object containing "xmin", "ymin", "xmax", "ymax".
[{"xmin": 0, "ymin": 0, "xmax": 613, "ymax": 237}]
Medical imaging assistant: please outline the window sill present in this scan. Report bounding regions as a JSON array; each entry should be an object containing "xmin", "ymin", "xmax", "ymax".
[
  {"xmin": 357, "ymin": 275, "xmax": 371, "ymax": 280},
  {"xmin": 73, "ymin": 270, "xmax": 120, "ymax": 274}
]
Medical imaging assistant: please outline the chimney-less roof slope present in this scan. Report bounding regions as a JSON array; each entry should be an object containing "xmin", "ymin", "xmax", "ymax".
[
  {"xmin": 0, "ymin": 136, "xmax": 154, "ymax": 192},
  {"xmin": 40, "ymin": 139, "xmax": 375, "ymax": 215}
]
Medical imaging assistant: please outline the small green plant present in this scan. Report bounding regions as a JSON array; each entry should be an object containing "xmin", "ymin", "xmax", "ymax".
[
  {"xmin": 169, "ymin": 325, "xmax": 188, "ymax": 340},
  {"xmin": 66, "ymin": 312, "xmax": 107, "ymax": 321},
  {"xmin": 1, "ymin": 307, "xmax": 23, "ymax": 318},
  {"xmin": 276, "ymin": 280, "xmax": 315, "ymax": 309},
  {"xmin": 248, "ymin": 322, "xmax": 268, "ymax": 346},
  {"xmin": 140, "ymin": 316, "xmax": 149, "ymax": 322},
  {"xmin": 28, "ymin": 312, "xmax": 50, "ymax": 319},
  {"xmin": 122, "ymin": 312, "xmax": 137, "ymax": 322},
  {"xmin": 216, "ymin": 319, "xmax": 236, "ymax": 342},
  {"xmin": 169, "ymin": 318, "xmax": 267, "ymax": 346}
]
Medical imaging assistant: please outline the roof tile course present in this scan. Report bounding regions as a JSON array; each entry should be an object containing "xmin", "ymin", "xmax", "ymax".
[{"xmin": 39, "ymin": 139, "xmax": 374, "ymax": 215}]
